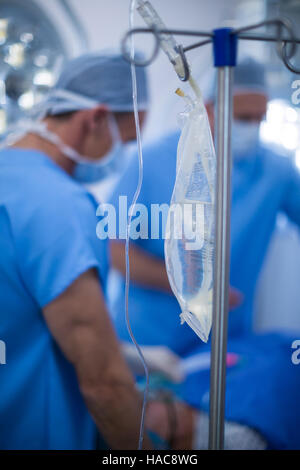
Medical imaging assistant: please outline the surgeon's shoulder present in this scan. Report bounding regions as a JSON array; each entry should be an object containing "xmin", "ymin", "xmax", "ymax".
[
  {"xmin": 143, "ymin": 130, "xmax": 180, "ymax": 161},
  {"xmin": 119, "ymin": 130, "xmax": 180, "ymax": 182},
  {"xmin": 140, "ymin": 130, "xmax": 180, "ymax": 176},
  {"xmin": 27, "ymin": 158, "xmax": 98, "ymax": 224},
  {"xmin": 51, "ymin": 167, "xmax": 97, "ymax": 217},
  {"xmin": 111, "ymin": 130, "xmax": 180, "ymax": 202}
]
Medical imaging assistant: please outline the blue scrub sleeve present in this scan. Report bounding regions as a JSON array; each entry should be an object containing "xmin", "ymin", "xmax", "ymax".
[
  {"xmin": 18, "ymin": 210, "xmax": 102, "ymax": 308},
  {"xmin": 281, "ymin": 161, "xmax": 300, "ymax": 227}
]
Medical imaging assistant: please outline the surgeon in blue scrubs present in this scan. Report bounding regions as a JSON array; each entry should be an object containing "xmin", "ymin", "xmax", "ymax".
[
  {"xmin": 109, "ymin": 58, "xmax": 300, "ymax": 449},
  {"xmin": 0, "ymin": 52, "xmax": 163, "ymax": 450}
]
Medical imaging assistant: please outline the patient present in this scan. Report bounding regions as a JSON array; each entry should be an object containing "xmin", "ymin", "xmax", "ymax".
[{"xmin": 125, "ymin": 334, "xmax": 299, "ymax": 450}]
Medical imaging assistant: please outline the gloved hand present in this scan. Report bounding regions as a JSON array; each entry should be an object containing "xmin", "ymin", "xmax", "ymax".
[{"xmin": 122, "ymin": 343, "xmax": 184, "ymax": 383}]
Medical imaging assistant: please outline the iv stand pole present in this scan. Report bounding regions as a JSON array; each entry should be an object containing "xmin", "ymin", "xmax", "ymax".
[
  {"xmin": 122, "ymin": 18, "xmax": 300, "ymax": 452},
  {"xmin": 209, "ymin": 29, "xmax": 237, "ymax": 450}
]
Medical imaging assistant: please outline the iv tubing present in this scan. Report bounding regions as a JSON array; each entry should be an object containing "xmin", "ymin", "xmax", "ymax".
[{"xmin": 124, "ymin": 0, "xmax": 150, "ymax": 451}]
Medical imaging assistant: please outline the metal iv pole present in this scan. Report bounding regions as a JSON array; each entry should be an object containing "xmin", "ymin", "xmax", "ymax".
[
  {"xmin": 122, "ymin": 16, "xmax": 300, "ymax": 451},
  {"xmin": 209, "ymin": 28, "xmax": 237, "ymax": 449}
]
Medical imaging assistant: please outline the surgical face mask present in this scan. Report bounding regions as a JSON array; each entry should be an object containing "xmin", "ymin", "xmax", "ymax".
[
  {"xmin": 73, "ymin": 115, "xmax": 126, "ymax": 183},
  {"xmin": 232, "ymin": 120, "xmax": 260, "ymax": 160},
  {"xmin": 3, "ymin": 114, "xmax": 126, "ymax": 183}
]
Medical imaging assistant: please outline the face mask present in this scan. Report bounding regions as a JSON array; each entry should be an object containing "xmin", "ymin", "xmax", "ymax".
[
  {"xmin": 73, "ymin": 116, "xmax": 126, "ymax": 183},
  {"xmin": 3, "ymin": 114, "xmax": 126, "ymax": 184},
  {"xmin": 232, "ymin": 120, "xmax": 260, "ymax": 160},
  {"xmin": 2, "ymin": 119, "xmax": 86, "ymax": 163}
]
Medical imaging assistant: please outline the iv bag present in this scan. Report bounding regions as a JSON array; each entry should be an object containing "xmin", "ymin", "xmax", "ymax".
[{"xmin": 164, "ymin": 89, "xmax": 216, "ymax": 343}]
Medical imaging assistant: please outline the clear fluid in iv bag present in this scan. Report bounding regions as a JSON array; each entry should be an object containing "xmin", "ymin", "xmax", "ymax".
[
  {"xmin": 165, "ymin": 90, "xmax": 216, "ymax": 343},
  {"xmin": 165, "ymin": 198, "xmax": 214, "ymax": 343}
]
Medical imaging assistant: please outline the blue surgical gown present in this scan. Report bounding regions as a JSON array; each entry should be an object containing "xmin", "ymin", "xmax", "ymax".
[
  {"xmin": 0, "ymin": 148, "xmax": 108, "ymax": 449},
  {"xmin": 181, "ymin": 332, "xmax": 300, "ymax": 450},
  {"xmin": 109, "ymin": 131, "xmax": 300, "ymax": 354}
]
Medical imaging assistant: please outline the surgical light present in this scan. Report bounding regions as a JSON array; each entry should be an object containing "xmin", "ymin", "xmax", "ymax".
[
  {"xmin": 295, "ymin": 149, "xmax": 300, "ymax": 171},
  {"xmin": 0, "ymin": 17, "xmax": 7, "ymax": 44},
  {"xmin": 280, "ymin": 124, "xmax": 299, "ymax": 150},
  {"xmin": 18, "ymin": 91, "xmax": 35, "ymax": 110},
  {"xmin": 285, "ymin": 106, "xmax": 298, "ymax": 122},
  {"xmin": 34, "ymin": 54, "xmax": 49, "ymax": 68},
  {"xmin": 4, "ymin": 42, "xmax": 25, "ymax": 68},
  {"xmin": 0, "ymin": 109, "xmax": 6, "ymax": 133},
  {"xmin": 0, "ymin": 80, "xmax": 6, "ymax": 106},
  {"xmin": 261, "ymin": 99, "xmax": 300, "ymax": 153},
  {"xmin": 20, "ymin": 32, "xmax": 34, "ymax": 44},
  {"xmin": 0, "ymin": 0, "xmax": 68, "ymax": 138},
  {"xmin": 33, "ymin": 70, "xmax": 55, "ymax": 87}
]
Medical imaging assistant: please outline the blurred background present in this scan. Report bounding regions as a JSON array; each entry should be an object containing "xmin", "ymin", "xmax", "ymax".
[{"xmin": 0, "ymin": 0, "xmax": 300, "ymax": 334}]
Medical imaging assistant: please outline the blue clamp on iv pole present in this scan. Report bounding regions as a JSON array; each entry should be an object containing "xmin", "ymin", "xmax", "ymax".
[
  {"xmin": 209, "ymin": 27, "xmax": 237, "ymax": 451},
  {"xmin": 213, "ymin": 27, "xmax": 238, "ymax": 66}
]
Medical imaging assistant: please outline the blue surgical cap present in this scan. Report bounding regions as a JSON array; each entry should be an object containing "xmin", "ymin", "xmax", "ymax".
[
  {"xmin": 233, "ymin": 57, "xmax": 267, "ymax": 95},
  {"xmin": 33, "ymin": 51, "xmax": 149, "ymax": 117},
  {"xmin": 206, "ymin": 57, "xmax": 267, "ymax": 103}
]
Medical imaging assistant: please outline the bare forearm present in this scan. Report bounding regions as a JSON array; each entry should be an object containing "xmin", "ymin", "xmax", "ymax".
[
  {"xmin": 81, "ymin": 375, "xmax": 150, "ymax": 449},
  {"xmin": 110, "ymin": 241, "xmax": 171, "ymax": 292},
  {"xmin": 43, "ymin": 270, "xmax": 153, "ymax": 449},
  {"xmin": 74, "ymin": 328, "xmax": 151, "ymax": 449}
]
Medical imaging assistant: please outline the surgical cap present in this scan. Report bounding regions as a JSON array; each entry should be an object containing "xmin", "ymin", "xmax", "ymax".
[
  {"xmin": 205, "ymin": 57, "xmax": 267, "ymax": 103},
  {"xmin": 32, "ymin": 51, "xmax": 149, "ymax": 118},
  {"xmin": 233, "ymin": 57, "xmax": 267, "ymax": 95}
]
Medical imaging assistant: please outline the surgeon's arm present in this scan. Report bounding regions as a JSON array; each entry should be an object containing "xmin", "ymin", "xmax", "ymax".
[
  {"xmin": 42, "ymin": 268, "xmax": 152, "ymax": 450},
  {"xmin": 110, "ymin": 240, "xmax": 172, "ymax": 292},
  {"xmin": 110, "ymin": 240, "xmax": 243, "ymax": 308}
]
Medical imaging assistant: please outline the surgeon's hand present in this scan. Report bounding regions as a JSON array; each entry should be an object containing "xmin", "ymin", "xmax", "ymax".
[
  {"xmin": 146, "ymin": 400, "xmax": 196, "ymax": 450},
  {"xmin": 229, "ymin": 286, "xmax": 243, "ymax": 310},
  {"xmin": 110, "ymin": 241, "xmax": 172, "ymax": 292}
]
